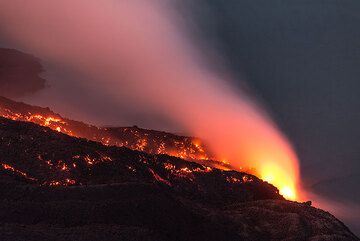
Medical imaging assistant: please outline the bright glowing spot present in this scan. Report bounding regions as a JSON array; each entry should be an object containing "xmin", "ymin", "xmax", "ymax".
[
  {"xmin": 262, "ymin": 173, "xmax": 274, "ymax": 183},
  {"xmin": 280, "ymin": 186, "xmax": 296, "ymax": 200},
  {"xmin": 260, "ymin": 163, "xmax": 298, "ymax": 200}
]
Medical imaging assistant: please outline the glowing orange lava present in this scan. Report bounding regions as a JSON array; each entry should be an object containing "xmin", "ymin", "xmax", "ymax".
[
  {"xmin": 210, "ymin": 135, "xmax": 301, "ymax": 201},
  {"xmin": 1, "ymin": 100, "xmax": 301, "ymax": 199},
  {"xmin": 258, "ymin": 161, "xmax": 299, "ymax": 200}
]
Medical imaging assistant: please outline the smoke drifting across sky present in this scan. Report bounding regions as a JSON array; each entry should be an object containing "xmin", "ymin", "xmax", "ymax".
[{"xmin": 0, "ymin": 0, "xmax": 300, "ymax": 198}]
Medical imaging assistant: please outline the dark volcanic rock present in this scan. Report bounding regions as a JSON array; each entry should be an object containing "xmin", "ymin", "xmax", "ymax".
[
  {"xmin": 0, "ymin": 117, "xmax": 358, "ymax": 241},
  {"xmin": 219, "ymin": 200, "xmax": 358, "ymax": 241},
  {"xmin": 0, "ymin": 48, "xmax": 45, "ymax": 98},
  {"xmin": 0, "ymin": 116, "xmax": 280, "ymax": 202},
  {"xmin": 0, "ymin": 95, "xmax": 232, "ymax": 169}
]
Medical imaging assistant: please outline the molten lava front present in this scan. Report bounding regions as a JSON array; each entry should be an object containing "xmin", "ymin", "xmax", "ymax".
[{"xmin": 256, "ymin": 161, "xmax": 298, "ymax": 200}]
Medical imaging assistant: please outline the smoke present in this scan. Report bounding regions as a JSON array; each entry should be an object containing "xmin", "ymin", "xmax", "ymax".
[
  {"xmin": 0, "ymin": 0, "xmax": 300, "ymax": 198},
  {"xmin": 304, "ymin": 190, "xmax": 360, "ymax": 233}
]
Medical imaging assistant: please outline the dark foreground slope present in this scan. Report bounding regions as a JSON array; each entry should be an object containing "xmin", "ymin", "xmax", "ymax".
[{"xmin": 0, "ymin": 117, "xmax": 358, "ymax": 241}]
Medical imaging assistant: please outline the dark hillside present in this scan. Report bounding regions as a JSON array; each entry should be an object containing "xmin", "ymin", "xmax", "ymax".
[{"xmin": 0, "ymin": 117, "xmax": 358, "ymax": 240}]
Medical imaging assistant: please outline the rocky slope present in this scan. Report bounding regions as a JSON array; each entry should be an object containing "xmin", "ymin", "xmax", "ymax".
[
  {"xmin": 0, "ymin": 117, "xmax": 358, "ymax": 241},
  {"xmin": 0, "ymin": 96, "xmax": 232, "ymax": 169}
]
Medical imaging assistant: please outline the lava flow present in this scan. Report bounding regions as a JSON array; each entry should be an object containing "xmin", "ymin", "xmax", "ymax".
[
  {"xmin": 0, "ymin": 96, "xmax": 299, "ymax": 200},
  {"xmin": 0, "ymin": 96, "xmax": 214, "ymax": 163}
]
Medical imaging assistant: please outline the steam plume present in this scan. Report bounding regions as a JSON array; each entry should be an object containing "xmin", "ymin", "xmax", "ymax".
[{"xmin": 0, "ymin": 0, "xmax": 300, "ymax": 198}]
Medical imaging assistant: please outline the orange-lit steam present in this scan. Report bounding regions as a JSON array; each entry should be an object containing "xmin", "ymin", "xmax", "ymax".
[
  {"xmin": 175, "ymin": 90, "xmax": 300, "ymax": 200},
  {"xmin": 0, "ymin": 0, "xmax": 300, "ymax": 199}
]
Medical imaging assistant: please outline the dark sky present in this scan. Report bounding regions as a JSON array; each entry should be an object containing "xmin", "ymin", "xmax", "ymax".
[{"xmin": 185, "ymin": 0, "xmax": 360, "ymax": 232}]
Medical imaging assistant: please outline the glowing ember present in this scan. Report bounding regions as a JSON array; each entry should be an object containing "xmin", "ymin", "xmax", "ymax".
[
  {"xmin": 1, "ymin": 163, "xmax": 37, "ymax": 181},
  {"xmin": 180, "ymin": 167, "xmax": 192, "ymax": 173},
  {"xmin": 149, "ymin": 168, "xmax": 171, "ymax": 186},
  {"xmin": 84, "ymin": 155, "xmax": 95, "ymax": 165},
  {"xmin": 164, "ymin": 163, "xmax": 175, "ymax": 170}
]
